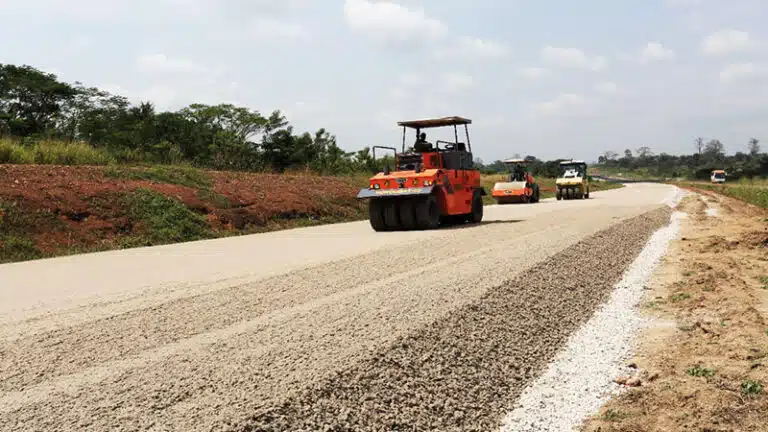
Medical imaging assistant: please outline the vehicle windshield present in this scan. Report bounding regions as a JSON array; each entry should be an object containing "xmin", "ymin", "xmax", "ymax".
[
  {"xmin": 713, "ymin": 173, "xmax": 725, "ymax": 179},
  {"xmin": 559, "ymin": 164, "xmax": 585, "ymax": 177},
  {"xmin": 508, "ymin": 165, "xmax": 527, "ymax": 181}
]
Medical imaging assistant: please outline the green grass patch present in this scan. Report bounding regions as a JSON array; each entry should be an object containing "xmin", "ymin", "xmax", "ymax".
[
  {"xmin": 0, "ymin": 139, "xmax": 115, "ymax": 165},
  {"xmin": 645, "ymin": 300, "xmax": 664, "ymax": 309},
  {"xmin": 121, "ymin": 188, "xmax": 214, "ymax": 246},
  {"xmin": 0, "ymin": 199, "xmax": 55, "ymax": 263},
  {"xmin": 0, "ymin": 235, "xmax": 43, "ymax": 263},
  {"xmin": 197, "ymin": 189, "xmax": 230, "ymax": 208},
  {"xmin": 105, "ymin": 165, "xmax": 213, "ymax": 189},
  {"xmin": 601, "ymin": 409, "xmax": 630, "ymax": 422},
  {"xmin": 741, "ymin": 380, "xmax": 763, "ymax": 396},
  {"xmin": 670, "ymin": 292, "xmax": 692, "ymax": 302},
  {"xmin": 686, "ymin": 365, "xmax": 716, "ymax": 377}
]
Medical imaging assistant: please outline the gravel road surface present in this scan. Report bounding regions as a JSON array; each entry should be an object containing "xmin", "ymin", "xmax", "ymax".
[{"xmin": 0, "ymin": 183, "xmax": 675, "ymax": 431}]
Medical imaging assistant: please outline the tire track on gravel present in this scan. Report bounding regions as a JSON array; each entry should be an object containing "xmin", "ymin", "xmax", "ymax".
[
  {"xmin": 0, "ymin": 207, "xmax": 659, "ymax": 431},
  {"xmin": 232, "ymin": 207, "xmax": 673, "ymax": 432}
]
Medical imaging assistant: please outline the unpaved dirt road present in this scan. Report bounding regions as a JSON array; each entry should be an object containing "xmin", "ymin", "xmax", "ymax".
[{"xmin": 1, "ymin": 183, "xmax": 676, "ymax": 431}]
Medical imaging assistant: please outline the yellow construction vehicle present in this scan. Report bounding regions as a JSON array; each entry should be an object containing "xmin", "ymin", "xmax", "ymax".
[{"xmin": 555, "ymin": 160, "xmax": 589, "ymax": 200}]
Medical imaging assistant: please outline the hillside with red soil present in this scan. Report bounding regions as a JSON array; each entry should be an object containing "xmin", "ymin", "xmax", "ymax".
[{"xmin": 0, "ymin": 165, "xmax": 366, "ymax": 263}]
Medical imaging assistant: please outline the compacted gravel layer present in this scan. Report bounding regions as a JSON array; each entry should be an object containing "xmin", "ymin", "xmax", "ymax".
[{"xmin": 232, "ymin": 207, "xmax": 673, "ymax": 432}]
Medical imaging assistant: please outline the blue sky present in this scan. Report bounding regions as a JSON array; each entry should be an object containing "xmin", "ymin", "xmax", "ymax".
[{"xmin": 1, "ymin": 0, "xmax": 767, "ymax": 161}]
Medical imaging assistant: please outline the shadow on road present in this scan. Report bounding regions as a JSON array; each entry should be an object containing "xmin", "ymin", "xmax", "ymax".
[{"xmin": 442, "ymin": 219, "xmax": 524, "ymax": 230}]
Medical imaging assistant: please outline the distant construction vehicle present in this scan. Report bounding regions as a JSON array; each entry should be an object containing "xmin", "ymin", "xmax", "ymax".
[
  {"xmin": 356, "ymin": 116, "xmax": 486, "ymax": 231},
  {"xmin": 710, "ymin": 169, "xmax": 726, "ymax": 183},
  {"xmin": 556, "ymin": 160, "xmax": 590, "ymax": 200},
  {"xmin": 491, "ymin": 158, "xmax": 540, "ymax": 204}
]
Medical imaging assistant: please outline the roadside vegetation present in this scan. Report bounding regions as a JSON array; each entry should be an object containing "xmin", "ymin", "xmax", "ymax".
[
  {"xmin": 593, "ymin": 139, "xmax": 766, "ymax": 182},
  {"xmin": 680, "ymin": 179, "xmax": 768, "ymax": 209}
]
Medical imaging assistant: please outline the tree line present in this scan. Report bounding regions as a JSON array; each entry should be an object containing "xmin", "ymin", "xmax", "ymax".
[
  {"xmin": 3, "ymin": 63, "xmax": 765, "ymax": 179},
  {"xmin": 0, "ymin": 63, "xmax": 387, "ymax": 174},
  {"xmin": 473, "ymin": 156, "xmax": 569, "ymax": 178},
  {"xmin": 596, "ymin": 139, "xmax": 767, "ymax": 180}
]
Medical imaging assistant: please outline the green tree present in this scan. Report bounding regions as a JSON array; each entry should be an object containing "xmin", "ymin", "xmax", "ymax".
[
  {"xmin": 748, "ymin": 138, "xmax": 760, "ymax": 156},
  {"xmin": 0, "ymin": 64, "xmax": 77, "ymax": 137}
]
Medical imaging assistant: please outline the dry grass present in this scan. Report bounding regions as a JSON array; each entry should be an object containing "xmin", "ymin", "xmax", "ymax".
[{"xmin": 0, "ymin": 138, "xmax": 115, "ymax": 165}]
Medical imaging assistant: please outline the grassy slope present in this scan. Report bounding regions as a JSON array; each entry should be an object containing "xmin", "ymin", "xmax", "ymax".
[
  {"xmin": 676, "ymin": 180, "xmax": 768, "ymax": 209},
  {"xmin": 0, "ymin": 164, "xmax": 367, "ymax": 263}
]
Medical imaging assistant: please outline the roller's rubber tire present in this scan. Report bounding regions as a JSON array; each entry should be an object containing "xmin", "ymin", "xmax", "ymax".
[
  {"xmin": 531, "ymin": 184, "xmax": 540, "ymax": 203},
  {"xmin": 368, "ymin": 199, "xmax": 388, "ymax": 232},
  {"xmin": 468, "ymin": 189, "xmax": 484, "ymax": 223},
  {"xmin": 415, "ymin": 195, "xmax": 440, "ymax": 230},
  {"xmin": 383, "ymin": 199, "xmax": 402, "ymax": 230},
  {"xmin": 398, "ymin": 198, "xmax": 418, "ymax": 230}
]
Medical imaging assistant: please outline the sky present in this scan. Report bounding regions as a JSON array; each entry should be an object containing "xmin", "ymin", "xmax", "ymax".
[{"xmin": 1, "ymin": 0, "xmax": 767, "ymax": 162}]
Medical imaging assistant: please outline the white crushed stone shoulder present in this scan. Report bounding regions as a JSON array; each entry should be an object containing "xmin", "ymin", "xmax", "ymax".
[
  {"xmin": 498, "ymin": 209, "xmax": 686, "ymax": 432},
  {"xmin": 663, "ymin": 186, "xmax": 686, "ymax": 208}
]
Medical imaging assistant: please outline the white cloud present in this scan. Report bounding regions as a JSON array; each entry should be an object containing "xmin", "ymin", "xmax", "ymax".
[
  {"xmin": 594, "ymin": 81, "xmax": 618, "ymax": 94},
  {"xmin": 541, "ymin": 46, "xmax": 608, "ymax": 71},
  {"xmin": 440, "ymin": 72, "xmax": 473, "ymax": 92},
  {"xmin": 517, "ymin": 67, "xmax": 551, "ymax": 80},
  {"xmin": 248, "ymin": 17, "xmax": 309, "ymax": 41},
  {"xmin": 701, "ymin": 29, "xmax": 755, "ymax": 56},
  {"xmin": 641, "ymin": 42, "xmax": 675, "ymax": 62},
  {"xmin": 343, "ymin": 0, "xmax": 446, "ymax": 43},
  {"xmin": 135, "ymin": 53, "xmax": 208, "ymax": 75},
  {"xmin": 532, "ymin": 93, "xmax": 590, "ymax": 117},
  {"xmin": 619, "ymin": 42, "xmax": 675, "ymax": 64},
  {"xmin": 664, "ymin": 0, "xmax": 704, "ymax": 6},
  {"xmin": 433, "ymin": 36, "xmax": 508, "ymax": 59},
  {"xmin": 719, "ymin": 62, "xmax": 768, "ymax": 83}
]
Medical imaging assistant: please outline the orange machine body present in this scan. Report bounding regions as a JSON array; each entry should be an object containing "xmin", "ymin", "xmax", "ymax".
[{"xmin": 357, "ymin": 116, "xmax": 486, "ymax": 231}]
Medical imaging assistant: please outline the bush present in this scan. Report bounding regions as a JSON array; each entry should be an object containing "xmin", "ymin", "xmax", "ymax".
[{"xmin": 122, "ymin": 188, "xmax": 214, "ymax": 245}]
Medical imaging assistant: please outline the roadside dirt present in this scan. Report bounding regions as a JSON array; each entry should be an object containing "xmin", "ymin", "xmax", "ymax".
[
  {"xmin": 582, "ymin": 191, "xmax": 768, "ymax": 431},
  {"xmin": 0, "ymin": 164, "xmax": 365, "ymax": 261}
]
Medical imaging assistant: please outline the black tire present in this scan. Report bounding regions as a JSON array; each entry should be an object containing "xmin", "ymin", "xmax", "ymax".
[
  {"xmin": 556, "ymin": 188, "xmax": 562, "ymax": 201},
  {"xmin": 383, "ymin": 199, "xmax": 401, "ymax": 230},
  {"xmin": 468, "ymin": 189, "xmax": 483, "ymax": 223},
  {"xmin": 398, "ymin": 198, "xmax": 418, "ymax": 230},
  {"xmin": 368, "ymin": 199, "xmax": 387, "ymax": 231},
  {"xmin": 585, "ymin": 186, "xmax": 590, "ymax": 199},
  {"xmin": 415, "ymin": 195, "xmax": 440, "ymax": 230},
  {"xmin": 441, "ymin": 214, "xmax": 464, "ymax": 226},
  {"xmin": 531, "ymin": 184, "xmax": 540, "ymax": 203}
]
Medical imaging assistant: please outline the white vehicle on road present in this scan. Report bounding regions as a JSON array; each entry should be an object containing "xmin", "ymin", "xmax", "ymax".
[{"xmin": 710, "ymin": 170, "xmax": 726, "ymax": 183}]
